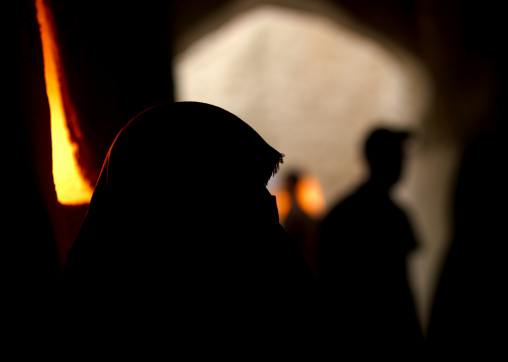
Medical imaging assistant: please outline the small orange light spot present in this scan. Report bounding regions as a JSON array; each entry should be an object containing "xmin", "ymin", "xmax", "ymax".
[
  {"xmin": 272, "ymin": 174, "xmax": 326, "ymax": 222},
  {"xmin": 36, "ymin": 0, "xmax": 93, "ymax": 205},
  {"xmin": 295, "ymin": 175, "xmax": 326, "ymax": 218}
]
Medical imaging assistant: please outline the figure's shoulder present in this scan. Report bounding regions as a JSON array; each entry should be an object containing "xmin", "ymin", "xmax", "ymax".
[
  {"xmin": 321, "ymin": 193, "xmax": 360, "ymax": 227},
  {"xmin": 335, "ymin": 188, "xmax": 366, "ymax": 210}
]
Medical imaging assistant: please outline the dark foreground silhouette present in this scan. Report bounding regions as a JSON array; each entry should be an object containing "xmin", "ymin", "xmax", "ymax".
[
  {"xmin": 318, "ymin": 128, "xmax": 424, "ymax": 358},
  {"xmin": 62, "ymin": 102, "xmax": 323, "ymax": 356},
  {"xmin": 426, "ymin": 128, "xmax": 506, "ymax": 358}
]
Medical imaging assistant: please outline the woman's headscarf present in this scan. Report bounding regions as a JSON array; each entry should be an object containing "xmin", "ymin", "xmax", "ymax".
[{"xmin": 62, "ymin": 102, "xmax": 317, "ymax": 348}]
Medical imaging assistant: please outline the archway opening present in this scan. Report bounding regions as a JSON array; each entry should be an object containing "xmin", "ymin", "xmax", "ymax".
[
  {"xmin": 174, "ymin": 3, "xmax": 435, "ymax": 330},
  {"xmin": 174, "ymin": 4, "xmax": 430, "ymax": 214}
]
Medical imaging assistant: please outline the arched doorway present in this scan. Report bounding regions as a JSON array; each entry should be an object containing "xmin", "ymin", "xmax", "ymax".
[{"xmin": 172, "ymin": 0, "xmax": 456, "ymax": 334}]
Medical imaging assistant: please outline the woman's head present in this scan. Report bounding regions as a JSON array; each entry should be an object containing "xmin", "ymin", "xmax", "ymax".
[{"xmin": 101, "ymin": 102, "xmax": 284, "ymax": 204}]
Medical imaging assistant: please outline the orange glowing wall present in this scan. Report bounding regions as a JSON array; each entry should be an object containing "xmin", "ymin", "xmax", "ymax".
[{"xmin": 36, "ymin": 0, "xmax": 93, "ymax": 205}]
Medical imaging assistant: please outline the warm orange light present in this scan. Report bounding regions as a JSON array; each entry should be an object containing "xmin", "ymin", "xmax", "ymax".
[
  {"xmin": 272, "ymin": 174, "xmax": 326, "ymax": 222},
  {"xmin": 36, "ymin": 0, "xmax": 93, "ymax": 205},
  {"xmin": 273, "ymin": 189, "xmax": 291, "ymax": 222},
  {"xmin": 295, "ymin": 175, "xmax": 326, "ymax": 218}
]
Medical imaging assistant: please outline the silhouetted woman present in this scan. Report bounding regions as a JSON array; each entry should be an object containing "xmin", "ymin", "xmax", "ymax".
[{"xmin": 62, "ymin": 102, "xmax": 320, "ymax": 355}]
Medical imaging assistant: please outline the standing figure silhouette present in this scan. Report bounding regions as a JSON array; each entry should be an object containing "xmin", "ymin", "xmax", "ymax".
[
  {"xmin": 318, "ymin": 127, "xmax": 424, "ymax": 358},
  {"xmin": 282, "ymin": 171, "xmax": 319, "ymax": 278},
  {"xmin": 62, "ymin": 102, "xmax": 320, "ymax": 356}
]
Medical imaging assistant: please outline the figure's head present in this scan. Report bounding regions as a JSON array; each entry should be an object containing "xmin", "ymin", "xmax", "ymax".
[
  {"xmin": 94, "ymin": 101, "xmax": 285, "ymax": 218},
  {"xmin": 285, "ymin": 171, "xmax": 301, "ymax": 197},
  {"xmin": 66, "ymin": 102, "xmax": 288, "ymax": 312},
  {"xmin": 363, "ymin": 127, "xmax": 411, "ymax": 189}
]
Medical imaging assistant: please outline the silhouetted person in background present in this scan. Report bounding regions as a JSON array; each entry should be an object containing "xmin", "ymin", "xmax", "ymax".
[
  {"xmin": 282, "ymin": 171, "xmax": 319, "ymax": 279},
  {"xmin": 62, "ymin": 102, "xmax": 321, "ymax": 356},
  {"xmin": 318, "ymin": 127, "xmax": 424, "ymax": 358}
]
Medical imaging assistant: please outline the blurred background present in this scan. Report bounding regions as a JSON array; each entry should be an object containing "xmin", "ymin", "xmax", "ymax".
[{"xmin": 8, "ymin": 0, "xmax": 505, "ymax": 351}]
